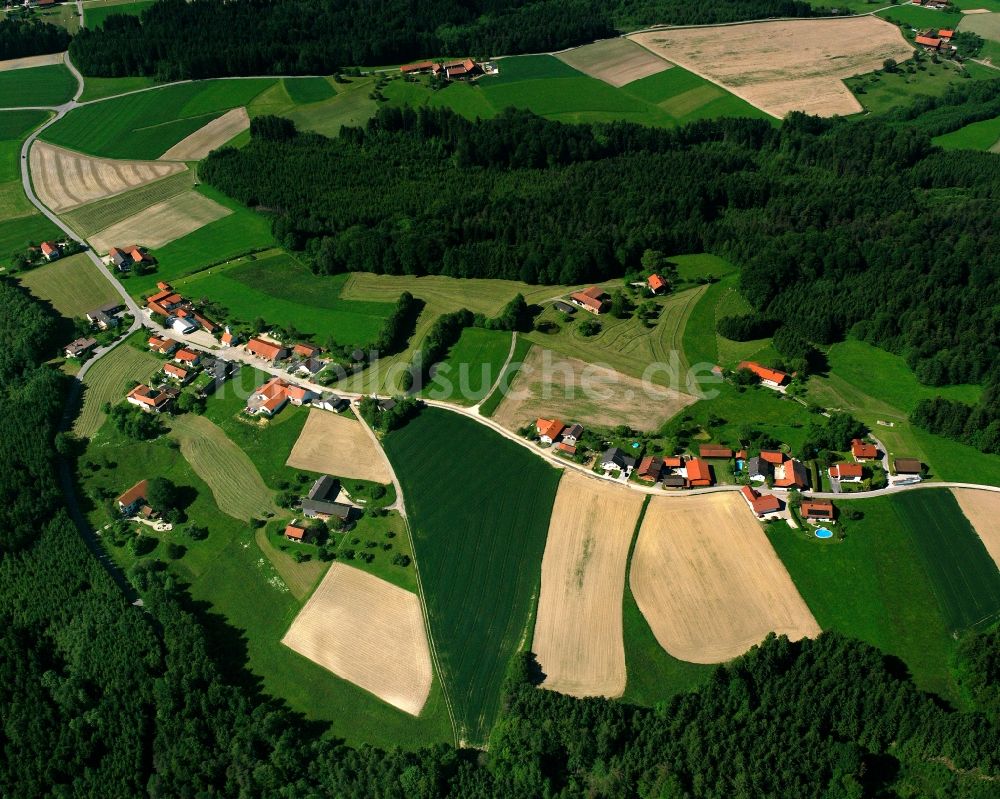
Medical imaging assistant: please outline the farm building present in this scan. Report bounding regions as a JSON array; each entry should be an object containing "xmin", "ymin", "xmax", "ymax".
[
  {"xmin": 116, "ymin": 479, "xmax": 152, "ymax": 517},
  {"xmin": 662, "ymin": 456, "xmax": 683, "ymax": 469},
  {"xmin": 661, "ymin": 474, "xmax": 687, "ymax": 488},
  {"xmin": 146, "ymin": 288, "xmax": 185, "ymax": 317},
  {"xmin": 773, "ymin": 459, "xmax": 808, "ymax": 490},
  {"xmin": 307, "ymin": 475, "xmax": 339, "ymax": 503},
  {"xmin": 293, "ymin": 343, "xmax": 320, "ymax": 358},
  {"xmin": 284, "ymin": 522, "xmax": 310, "ymax": 542},
  {"xmin": 64, "ymin": 337, "xmax": 97, "ymax": 358},
  {"xmin": 800, "ymin": 500, "xmax": 834, "ymax": 522},
  {"xmin": 894, "ymin": 458, "xmax": 923, "ymax": 475},
  {"xmin": 829, "ymin": 462, "xmax": 863, "ymax": 483},
  {"xmin": 313, "ymin": 393, "xmax": 350, "ymax": 413},
  {"xmin": 433, "ymin": 59, "xmax": 484, "ymax": 80},
  {"xmin": 647, "ymin": 273, "xmax": 667, "ymax": 294},
  {"xmin": 536, "ymin": 418, "xmax": 565, "ymax": 444},
  {"xmin": 738, "ymin": 361, "xmax": 790, "ymax": 388},
  {"xmin": 110, "ymin": 245, "xmax": 152, "ymax": 273},
  {"xmin": 699, "ymin": 444, "xmax": 733, "ymax": 459},
  {"xmin": 301, "ymin": 499, "xmax": 351, "ymax": 522},
  {"xmin": 126, "ymin": 384, "xmax": 176, "ymax": 413},
  {"xmin": 246, "ymin": 337, "xmax": 289, "ymax": 363},
  {"xmin": 552, "ymin": 301, "xmax": 577, "ymax": 314},
  {"xmin": 851, "ymin": 439, "xmax": 878, "ymax": 460},
  {"xmin": 684, "ymin": 458, "xmax": 712, "ymax": 487},
  {"xmin": 400, "ymin": 61, "xmax": 435, "ymax": 74},
  {"xmin": 601, "ymin": 447, "xmax": 636, "ymax": 474},
  {"xmin": 915, "ymin": 35, "xmax": 941, "ymax": 49},
  {"xmin": 741, "ymin": 486, "xmax": 781, "ymax": 517},
  {"xmin": 747, "ymin": 456, "xmax": 772, "ymax": 482},
  {"xmin": 760, "ymin": 450, "xmax": 785, "ymax": 465},
  {"xmin": 637, "ymin": 456, "xmax": 663, "ymax": 482},
  {"xmin": 170, "ymin": 316, "xmax": 197, "ymax": 335},
  {"xmin": 40, "ymin": 241, "xmax": 60, "ymax": 261},
  {"xmin": 937, "ymin": 29, "xmax": 953, "ymax": 41},
  {"xmin": 554, "ymin": 442, "xmax": 577, "ymax": 456},
  {"xmin": 148, "ymin": 335, "xmax": 178, "ymax": 355},
  {"xmin": 568, "ymin": 286, "xmax": 609, "ymax": 315}
]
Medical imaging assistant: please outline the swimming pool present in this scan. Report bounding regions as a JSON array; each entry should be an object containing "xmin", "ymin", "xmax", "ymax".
[{"xmin": 815, "ymin": 527, "xmax": 833, "ymax": 539}]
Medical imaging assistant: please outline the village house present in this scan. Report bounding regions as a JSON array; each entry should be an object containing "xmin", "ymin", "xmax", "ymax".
[
  {"xmin": 684, "ymin": 458, "xmax": 712, "ymax": 487},
  {"xmin": 148, "ymin": 335, "xmax": 179, "ymax": 355},
  {"xmin": 851, "ymin": 439, "xmax": 878, "ymax": 461},
  {"xmin": 246, "ymin": 337, "xmax": 289, "ymax": 364},
  {"xmin": 601, "ymin": 447, "xmax": 636, "ymax": 475},
  {"xmin": 568, "ymin": 286, "xmax": 609, "ymax": 315},
  {"xmin": 246, "ymin": 377, "xmax": 315, "ymax": 417},
  {"xmin": 301, "ymin": 473, "xmax": 351, "ymax": 523},
  {"xmin": 110, "ymin": 245, "xmax": 152, "ymax": 273},
  {"xmin": 284, "ymin": 522, "xmax": 310, "ymax": 543},
  {"xmin": 64, "ymin": 337, "xmax": 97, "ymax": 358},
  {"xmin": 915, "ymin": 34, "xmax": 941, "ymax": 49},
  {"xmin": 290, "ymin": 357, "xmax": 324, "ymax": 378},
  {"xmin": 937, "ymin": 28, "xmax": 954, "ymax": 42},
  {"xmin": 662, "ymin": 455, "xmax": 683, "ymax": 471},
  {"xmin": 221, "ymin": 327, "xmax": 239, "ymax": 346},
  {"xmin": 637, "ymin": 456, "xmax": 663, "ymax": 482},
  {"xmin": 747, "ymin": 455, "xmax": 772, "ymax": 483},
  {"xmin": 163, "ymin": 363, "xmax": 192, "ymax": 384},
  {"xmin": 773, "ymin": 459, "xmax": 809, "ymax": 490},
  {"xmin": 535, "ymin": 418, "xmax": 565, "ymax": 444},
  {"xmin": 312, "ymin": 393, "xmax": 350, "ymax": 413},
  {"xmin": 116, "ymin": 479, "xmax": 154, "ymax": 517},
  {"xmin": 562, "ymin": 423, "xmax": 584, "ymax": 446},
  {"xmin": 86, "ymin": 302, "xmax": 122, "ymax": 330},
  {"xmin": 738, "ymin": 361, "xmax": 790, "ymax": 388},
  {"xmin": 647, "ymin": 273, "xmax": 667, "ymax": 295},
  {"xmin": 661, "ymin": 474, "xmax": 687, "ymax": 488},
  {"xmin": 145, "ymin": 288, "xmax": 185, "ymax": 317},
  {"xmin": 40, "ymin": 241, "xmax": 60, "ymax": 261},
  {"xmin": 699, "ymin": 444, "xmax": 733, "ymax": 459},
  {"xmin": 126, "ymin": 384, "xmax": 176, "ymax": 413},
  {"xmin": 829, "ymin": 462, "xmax": 863, "ymax": 483},
  {"xmin": 173, "ymin": 348, "xmax": 201, "ymax": 366},
  {"xmin": 800, "ymin": 500, "xmax": 835, "ymax": 522},
  {"xmin": 760, "ymin": 450, "xmax": 785, "ymax": 465},
  {"xmin": 741, "ymin": 485, "xmax": 781, "ymax": 517},
  {"xmin": 293, "ymin": 343, "xmax": 320, "ymax": 359},
  {"xmin": 554, "ymin": 442, "xmax": 577, "ymax": 456}
]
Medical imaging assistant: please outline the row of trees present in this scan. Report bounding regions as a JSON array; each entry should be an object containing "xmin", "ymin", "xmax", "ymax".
[
  {"xmin": 0, "ymin": 16, "xmax": 70, "ymax": 60},
  {"xmin": 67, "ymin": 0, "xmax": 824, "ymax": 79}
]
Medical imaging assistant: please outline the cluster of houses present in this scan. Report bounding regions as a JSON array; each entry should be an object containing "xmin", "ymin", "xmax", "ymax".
[
  {"xmin": 146, "ymin": 283, "xmax": 218, "ymax": 336},
  {"xmin": 245, "ymin": 374, "xmax": 348, "ymax": 419},
  {"xmin": 284, "ymin": 475, "xmax": 354, "ymax": 542},
  {"xmin": 534, "ymin": 418, "xmax": 585, "ymax": 455},
  {"xmin": 914, "ymin": 27, "xmax": 956, "ymax": 50},
  {"xmin": 244, "ymin": 337, "xmax": 328, "ymax": 379},
  {"xmin": 910, "ymin": 0, "xmax": 950, "ymax": 9},
  {"xmin": 399, "ymin": 59, "xmax": 496, "ymax": 80},
  {"xmin": 562, "ymin": 274, "xmax": 668, "ymax": 316},
  {"xmin": 63, "ymin": 302, "xmax": 127, "ymax": 359},
  {"xmin": 109, "ymin": 245, "xmax": 154, "ymax": 273},
  {"xmin": 123, "ymin": 335, "xmax": 234, "ymax": 413}
]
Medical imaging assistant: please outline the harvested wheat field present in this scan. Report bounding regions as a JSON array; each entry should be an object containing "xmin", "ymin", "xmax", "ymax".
[
  {"xmin": 953, "ymin": 489, "xmax": 1000, "ymax": 570},
  {"xmin": 30, "ymin": 141, "xmax": 186, "ymax": 213},
  {"xmin": 493, "ymin": 345, "xmax": 695, "ymax": 433},
  {"xmin": 282, "ymin": 563, "xmax": 433, "ymax": 714},
  {"xmin": 286, "ymin": 408, "xmax": 392, "ymax": 483},
  {"xmin": 630, "ymin": 492, "xmax": 819, "ymax": 663},
  {"xmin": 556, "ymin": 38, "xmax": 673, "ymax": 87},
  {"xmin": 532, "ymin": 472, "xmax": 645, "ymax": 697},
  {"xmin": 88, "ymin": 190, "xmax": 232, "ymax": 252},
  {"xmin": 160, "ymin": 107, "xmax": 250, "ymax": 161},
  {"xmin": 0, "ymin": 52, "xmax": 66, "ymax": 71},
  {"xmin": 630, "ymin": 17, "xmax": 913, "ymax": 117}
]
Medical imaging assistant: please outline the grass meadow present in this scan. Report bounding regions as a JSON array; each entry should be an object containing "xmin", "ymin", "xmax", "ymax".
[
  {"xmin": 84, "ymin": 0, "xmax": 155, "ymax": 28},
  {"xmin": 876, "ymin": 5, "xmax": 963, "ymax": 29},
  {"xmin": 79, "ymin": 76, "xmax": 158, "ymax": 102},
  {"xmin": 384, "ymin": 409, "xmax": 561, "ymax": 745},
  {"xmin": 480, "ymin": 336, "xmax": 533, "ymax": 416},
  {"xmin": 42, "ymin": 79, "xmax": 276, "ymax": 158},
  {"xmin": 0, "ymin": 64, "xmax": 76, "ymax": 108},
  {"xmin": 768, "ymin": 491, "xmax": 1000, "ymax": 704},
  {"xmin": 933, "ymin": 114, "xmax": 1000, "ymax": 151},
  {"xmin": 18, "ymin": 252, "xmax": 120, "ymax": 318},
  {"xmin": 422, "ymin": 327, "xmax": 512, "ymax": 404},
  {"xmin": 282, "ymin": 77, "xmax": 337, "ymax": 104},
  {"xmin": 845, "ymin": 60, "xmax": 978, "ymax": 116}
]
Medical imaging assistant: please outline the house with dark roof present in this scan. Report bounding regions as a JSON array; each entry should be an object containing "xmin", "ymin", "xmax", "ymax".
[
  {"xmin": 637, "ymin": 456, "xmax": 663, "ymax": 482},
  {"xmin": 601, "ymin": 447, "xmax": 636, "ymax": 474},
  {"xmin": 308, "ymin": 475, "xmax": 339, "ymax": 503},
  {"xmin": 86, "ymin": 302, "xmax": 122, "ymax": 330},
  {"xmin": 553, "ymin": 301, "xmax": 576, "ymax": 314},
  {"xmin": 64, "ymin": 337, "xmax": 97, "ymax": 358},
  {"xmin": 661, "ymin": 474, "xmax": 687, "ymax": 488},
  {"xmin": 313, "ymin": 393, "xmax": 350, "ymax": 413},
  {"xmin": 894, "ymin": 458, "xmax": 923, "ymax": 475},
  {"xmin": 110, "ymin": 245, "xmax": 151, "ymax": 273},
  {"xmin": 562, "ymin": 423, "xmax": 584, "ymax": 445},
  {"xmin": 747, "ymin": 456, "xmax": 772, "ymax": 483},
  {"xmin": 301, "ymin": 498, "xmax": 351, "ymax": 521}
]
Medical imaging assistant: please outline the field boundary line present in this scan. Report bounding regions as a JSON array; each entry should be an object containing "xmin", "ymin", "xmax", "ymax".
[{"xmin": 473, "ymin": 331, "xmax": 517, "ymax": 414}]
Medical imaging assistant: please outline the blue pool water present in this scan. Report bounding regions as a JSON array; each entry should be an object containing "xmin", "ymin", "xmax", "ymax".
[
  {"xmin": 735, "ymin": 459, "xmax": 745, "ymax": 471},
  {"xmin": 815, "ymin": 527, "xmax": 833, "ymax": 539}
]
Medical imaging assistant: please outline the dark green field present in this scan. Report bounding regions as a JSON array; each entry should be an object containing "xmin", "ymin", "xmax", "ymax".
[
  {"xmin": 479, "ymin": 335, "xmax": 533, "ymax": 416},
  {"xmin": 384, "ymin": 409, "xmax": 561, "ymax": 745},
  {"xmin": 85, "ymin": 0, "xmax": 155, "ymax": 28},
  {"xmin": 0, "ymin": 65, "xmax": 76, "ymax": 108},
  {"xmin": 282, "ymin": 77, "xmax": 337, "ymax": 104}
]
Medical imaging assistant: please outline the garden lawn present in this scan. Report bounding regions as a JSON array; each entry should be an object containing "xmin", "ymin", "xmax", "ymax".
[
  {"xmin": 384, "ymin": 409, "xmax": 561, "ymax": 745},
  {"xmin": 0, "ymin": 64, "xmax": 76, "ymax": 108},
  {"xmin": 42, "ymin": 79, "xmax": 276, "ymax": 158},
  {"xmin": 176, "ymin": 250, "xmax": 395, "ymax": 346},
  {"xmin": 423, "ymin": 327, "xmax": 511, "ymax": 404}
]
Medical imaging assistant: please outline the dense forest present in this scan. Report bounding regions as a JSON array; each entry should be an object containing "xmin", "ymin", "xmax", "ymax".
[
  {"xmin": 67, "ymin": 0, "xmax": 823, "ymax": 79},
  {"xmin": 0, "ymin": 16, "xmax": 71, "ymax": 60}
]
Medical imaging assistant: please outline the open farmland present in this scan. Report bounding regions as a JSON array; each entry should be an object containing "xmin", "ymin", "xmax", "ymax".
[
  {"xmin": 630, "ymin": 17, "xmax": 913, "ymax": 118},
  {"xmin": 286, "ymin": 409, "xmax": 392, "ymax": 483},
  {"xmin": 0, "ymin": 110, "xmax": 51, "ymax": 227},
  {"xmin": 30, "ymin": 142, "xmax": 186, "ymax": 213},
  {"xmin": 88, "ymin": 189, "xmax": 232, "ymax": 252},
  {"xmin": 555, "ymin": 38, "xmax": 672, "ymax": 87},
  {"xmin": 492, "ymin": 345, "xmax": 696, "ymax": 433},
  {"xmin": 423, "ymin": 328, "xmax": 512, "ymax": 405},
  {"xmin": 160, "ymin": 107, "xmax": 250, "ymax": 160},
  {"xmin": 0, "ymin": 52, "xmax": 66, "ymax": 71},
  {"xmin": 169, "ymin": 413, "xmax": 278, "ymax": 522},
  {"xmin": 953, "ymin": 489, "xmax": 1000, "ymax": 569},
  {"xmin": 631, "ymin": 493, "xmax": 819, "ymax": 663},
  {"xmin": 18, "ymin": 253, "xmax": 119, "ymax": 318},
  {"xmin": 74, "ymin": 340, "xmax": 162, "ymax": 437},
  {"xmin": 383, "ymin": 409, "xmax": 560, "ymax": 745},
  {"xmin": 282, "ymin": 563, "xmax": 433, "ymax": 715},
  {"xmin": 0, "ymin": 64, "xmax": 76, "ymax": 108},
  {"xmin": 84, "ymin": 0, "xmax": 156, "ymax": 28},
  {"xmin": 41, "ymin": 79, "xmax": 275, "ymax": 159},
  {"xmin": 61, "ymin": 170, "xmax": 195, "ymax": 236},
  {"xmin": 934, "ymin": 114, "xmax": 1000, "ymax": 152},
  {"xmin": 532, "ymin": 472, "xmax": 645, "ymax": 698}
]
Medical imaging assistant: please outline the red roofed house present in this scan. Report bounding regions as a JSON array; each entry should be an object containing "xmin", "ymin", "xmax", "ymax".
[
  {"xmin": 801, "ymin": 500, "xmax": 835, "ymax": 522},
  {"xmin": 246, "ymin": 337, "xmax": 289, "ymax": 363},
  {"xmin": 156, "ymin": 281, "xmax": 172, "ymax": 291},
  {"xmin": 851, "ymin": 439, "xmax": 878, "ymax": 461},
  {"xmin": 126, "ymin": 384, "xmax": 174, "ymax": 413},
  {"xmin": 221, "ymin": 327, "xmax": 238, "ymax": 346},
  {"xmin": 915, "ymin": 35, "xmax": 941, "ymax": 49},
  {"xmin": 110, "ymin": 245, "xmax": 151, "ymax": 273},
  {"xmin": 246, "ymin": 377, "xmax": 315, "ymax": 417},
  {"xmin": 284, "ymin": 522, "xmax": 310, "ymax": 542},
  {"xmin": 699, "ymin": 444, "xmax": 733, "ymax": 459},
  {"xmin": 444, "ymin": 59, "xmax": 482, "ymax": 80},
  {"xmin": 738, "ymin": 361, "xmax": 790, "ymax": 388},
  {"xmin": 568, "ymin": 286, "xmax": 609, "ymax": 315},
  {"xmin": 774, "ymin": 459, "xmax": 809, "ymax": 489},
  {"xmin": 174, "ymin": 348, "xmax": 201, "ymax": 366},
  {"xmin": 760, "ymin": 450, "xmax": 785, "ymax": 465},
  {"xmin": 647, "ymin": 273, "xmax": 667, "ymax": 295},
  {"xmin": 148, "ymin": 335, "xmax": 178, "ymax": 355},
  {"xmin": 555, "ymin": 442, "xmax": 577, "ymax": 456},
  {"xmin": 829, "ymin": 462, "xmax": 863, "ymax": 483},
  {"xmin": 741, "ymin": 485, "xmax": 781, "ymax": 517},
  {"xmin": 535, "ymin": 418, "xmax": 565, "ymax": 444},
  {"xmin": 163, "ymin": 363, "xmax": 192, "ymax": 384},
  {"xmin": 938, "ymin": 29, "xmax": 954, "ymax": 41},
  {"xmin": 40, "ymin": 241, "xmax": 60, "ymax": 261},
  {"xmin": 685, "ymin": 458, "xmax": 712, "ymax": 487},
  {"xmin": 637, "ymin": 456, "xmax": 663, "ymax": 482},
  {"xmin": 146, "ymin": 289, "xmax": 184, "ymax": 318},
  {"xmin": 293, "ymin": 343, "xmax": 320, "ymax": 359},
  {"xmin": 117, "ymin": 479, "xmax": 152, "ymax": 516},
  {"xmin": 400, "ymin": 61, "xmax": 435, "ymax": 74},
  {"xmin": 662, "ymin": 455, "xmax": 683, "ymax": 469}
]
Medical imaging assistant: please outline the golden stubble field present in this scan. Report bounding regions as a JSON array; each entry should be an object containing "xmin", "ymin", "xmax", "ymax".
[
  {"xmin": 87, "ymin": 190, "xmax": 232, "ymax": 252},
  {"xmin": 282, "ymin": 563, "xmax": 433, "ymax": 715},
  {"xmin": 630, "ymin": 17, "xmax": 913, "ymax": 117},
  {"xmin": 286, "ymin": 408, "xmax": 392, "ymax": 484},
  {"xmin": 531, "ymin": 471, "xmax": 646, "ymax": 697},
  {"xmin": 952, "ymin": 489, "xmax": 1000, "ymax": 570},
  {"xmin": 160, "ymin": 107, "xmax": 250, "ymax": 160},
  {"xmin": 630, "ymin": 492, "xmax": 820, "ymax": 663},
  {"xmin": 556, "ymin": 38, "xmax": 673, "ymax": 87}
]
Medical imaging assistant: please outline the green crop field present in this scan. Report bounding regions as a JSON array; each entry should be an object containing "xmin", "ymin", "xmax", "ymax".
[
  {"xmin": 84, "ymin": 0, "xmax": 155, "ymax": 28},
  {"xmin": 79, "ymin": 76, "xmax": 158, "ymax": 103},
  {"xmin": 74, "ymin": 336, "xmax": 163, "ymax": 438},
  {"xmin": 934, "ymin": 114, "xmax": 1000, "ymax": 151},
  {"xmin": 423, "ymin": 327, "xmax": 512, "ymax": 404},
  {"xmin": 18, "ymin": 253, "xmax": 120, "ymax": 318},
  {"xmin": 0, "ymin": 110, "xmax": 59, "ymax": 263},
  {"xmin": 42, "ymin": 79, "xmax": 276, "ymax": 159},
  {"xmin": 958, "ymin": 10, "xmax": 1000, "ymax": 41},
  {"xmin": 176, "ymin": 250, "xmax": 395, "ymax": 346},
  {"xmin": 621, "ymin": 67, "xmax": 772, "ymax": 125},
  {"xmin": 877, "ymin": 5, "xmax": 963, "ymax": 29},
  {"xmin": 0, "ymin": 215, "xmax": 62, "ymax": 266},
  {"xmin": 384, "ymin": 409, "xmax": 561, "ymax": 745},
  {"xmin": 63, "ymin": 170, "xmax": 196, "ymax": 236},
  {"xmin": 0, "ymin": 64, "xmax": 76, "ymax": 108},
  {"xmin": 282, "ymin": 77, "xmax": 337, "ymax": 104},
  {"xmin": 768, "ymin": 491, "xmax": 1000, "ymax": 702},
  {"xmin": 480, "ymin": 336, "xmax": 534, "ymax": 417}
]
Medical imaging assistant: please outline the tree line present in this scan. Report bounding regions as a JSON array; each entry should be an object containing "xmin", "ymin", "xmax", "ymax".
[
  {"xmin": 0, "ymin": 16, "xmax": 71, "ymax": 61},
  {"xmin": 66, "ymin": 0, "xmax": 824, "ymax": 79},
  {"xmin": 1, "ymin": 279, "xmax": 999, "ymax": 797}
]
